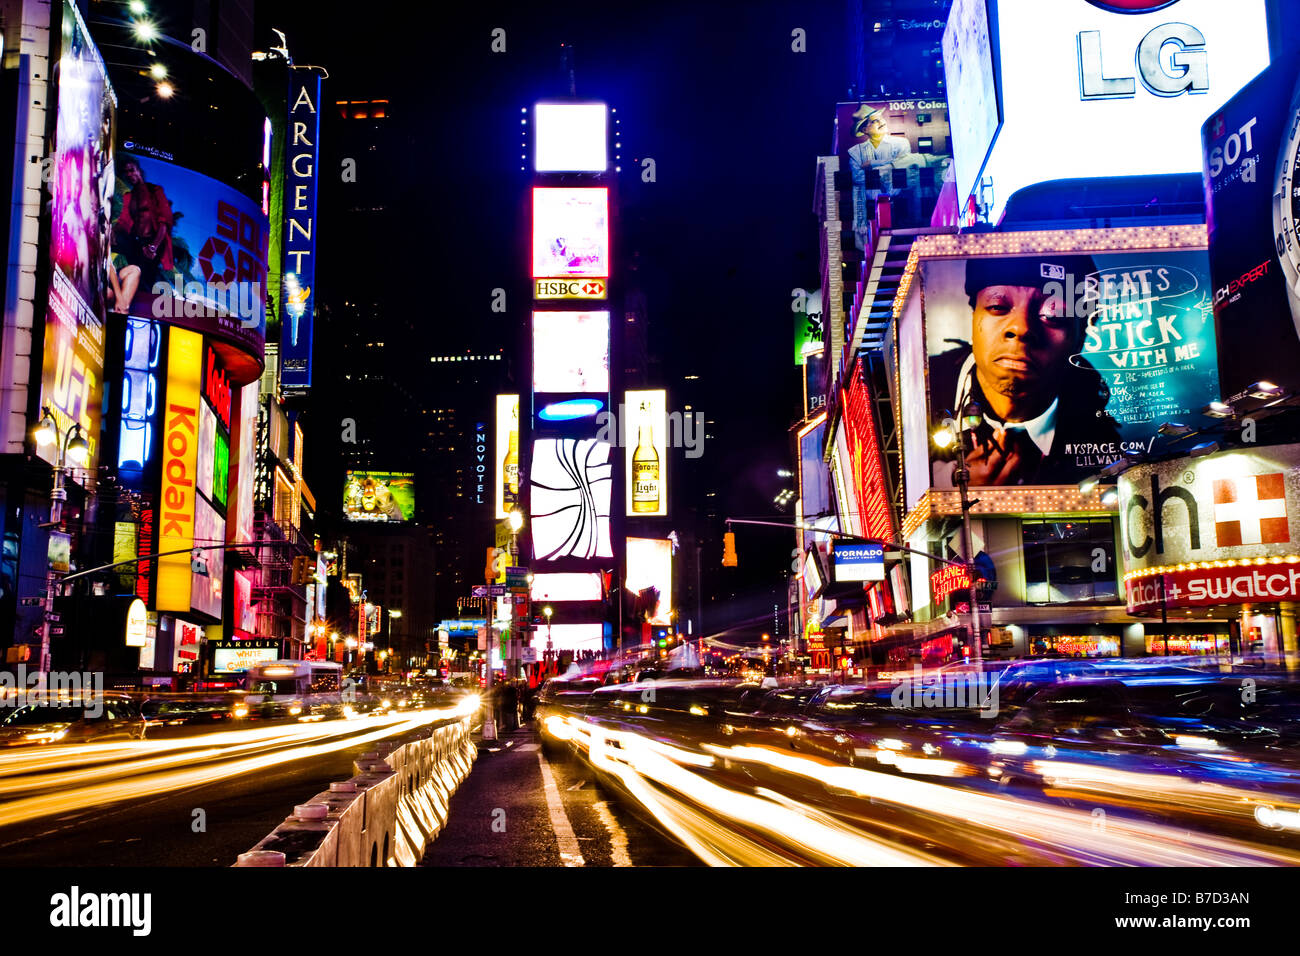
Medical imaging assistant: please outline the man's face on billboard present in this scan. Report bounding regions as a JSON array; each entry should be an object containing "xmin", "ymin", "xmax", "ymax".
[{"xmin": 970, "ymin": 285, "xmax": 1075, "ymax": 420}]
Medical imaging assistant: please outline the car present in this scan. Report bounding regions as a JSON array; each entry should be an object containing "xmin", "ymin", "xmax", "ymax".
[
  {"xmin": 141, "ymin": 693, "xmax": 249, "ymax": 737},
  {"xmin": 722, "ymin": 683, "xmax": 825, "ymax": 748},
  {"xmin": 0, "ymin": 693, "xmax": 146, "ymax": 746}
]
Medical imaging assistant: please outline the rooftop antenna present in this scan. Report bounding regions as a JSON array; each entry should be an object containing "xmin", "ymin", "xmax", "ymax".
[{"xmin": 560, "ymin": 42, "xmax": 576, "ymax": 96}]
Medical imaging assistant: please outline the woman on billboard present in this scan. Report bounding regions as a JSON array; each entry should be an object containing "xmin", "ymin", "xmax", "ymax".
[{"xmin": 112, "ymin": 158, "xmax": 175, "ymax": 310}]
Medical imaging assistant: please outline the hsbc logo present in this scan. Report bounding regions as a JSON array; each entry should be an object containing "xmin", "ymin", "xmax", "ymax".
[
  {"xmin": 534, "ymin": 278, "xmax": 607, "ymax": 300},
  {"xmin": 1085, "ymin": 1, "xmax": 1182, "ymax": 12}
]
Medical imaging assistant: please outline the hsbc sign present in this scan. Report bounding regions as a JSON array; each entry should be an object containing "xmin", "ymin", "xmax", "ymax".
[{"xmin": 1118, "ymin": 443, "xmax": 1300, "ymax": 573}]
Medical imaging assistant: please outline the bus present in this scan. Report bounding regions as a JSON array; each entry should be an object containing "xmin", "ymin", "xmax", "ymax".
[{"xmin": 243, "ymin": 660, "xmax": 347, "ymax": 719}]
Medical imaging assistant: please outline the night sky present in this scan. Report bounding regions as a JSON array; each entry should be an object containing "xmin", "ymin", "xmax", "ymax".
[{"xmin": 266, "ymin": 0, "xmax": 850, "ymax": 636}]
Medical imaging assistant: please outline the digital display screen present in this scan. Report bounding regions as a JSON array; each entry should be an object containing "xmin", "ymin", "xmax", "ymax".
[
  {"xmin": 344, "ymin": 471, "xmax": 415, "ymax": 523},
  {"xmin": 530, "ymin": 439, "xmax": 613, "ymax": 561},
  {"xmin": 535, "ymin": 102, "xmax": 607, "ymax": 172},
  {"xmin": 530, "ymin": 573, "xmax": 603, "ymax": 602},
  {"xmin": 533, "ymin": 312, "xmax": 610, "ymax": 393},
  {"xmin": 532, "ymin": 188, "xmax": 609, "ymax": 279},
  {"xmin": 626, "ymin": 538, "xmax": 672, "ymax": 624}
]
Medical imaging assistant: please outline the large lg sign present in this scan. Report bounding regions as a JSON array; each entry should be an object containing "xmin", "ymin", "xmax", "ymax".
[{"xmin": 1078, "ymin": 0, "xmax": 1209, "ymax": 100}]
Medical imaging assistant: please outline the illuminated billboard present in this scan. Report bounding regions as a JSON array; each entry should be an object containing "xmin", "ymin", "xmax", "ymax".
[
  {"xmin": 113, "ymin": 152, "xmax": 269, "ymax": 369},
  {"xmin": 157, "ymin": 327, "xmax": 202, "ymax": 612},
  {"xmin": 281, "ymin": 72, "xmax": 323, "ymax": 393},
  {"xmin": 118, "ymin": 318, "xmax": 161, "ymax": 478},
  {"xmin": 1202, "ymin": 54, "xmax": 1300, "ymax": 398},
  {"xmin": 626, "ymin": 537, "xmax": 672, "ymax": 625},
  {"xmin": 535, "ymin": 102, "xmax": 607, "ymax": 172},
  {"xmin": 530, "ymin": 439, "xmax": 613, "ymax": 560},
  {"xmin": 533, "ymin": 311, "xmax": 610, "ymax": 393},
  {"xmin": 835, "ymin": 99, "xmax": 952, "ymax": 239},
  {"xmin": 212, "ymin": 641, "xmax": 279, "ymax": 673},
  {"xmin": 543, "ymin": 623, "xmax": 605, "ymax": 652},
  {"xmin": 941, "ymin": 0, "xmax": 997, "ymax": 219},
  {"xmin": 841, "ymin": 364, "xmax": 894, "ymax": 542},
  {"xmin": 343, "ymin": 472, "xmax": 415, "ymax": 523},
  {"xmin": 949, "ymin": 0, "xmax": 1270, "ymax": 221},
  {"xmin": 39, "ymin": 0, "xmax": 116, "ymax": 478},
  {"xmin": 532, "ymin": 188, "xmax": 609, "ymax": 279},
  {"xmin": 624, "ymin": 390, "xmax": 667, "ymax": 516},
  {"xmin": 191, "ymin": 496, "xmax": 225, "ymax": 619},
  {"xmin": 530, "ymin": 573, "xmax": 603, "ymax": 602},
  {"xmin": 922, "ymin": 249, "xmax": 1218, "ymax": 488},
  {"xmin": 495, "ymin": 395, "xmax": 520, "ymax": 519}
]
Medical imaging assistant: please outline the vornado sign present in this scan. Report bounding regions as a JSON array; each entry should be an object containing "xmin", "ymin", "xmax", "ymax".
[{"xmin": 1119, "ymin": 444, "xmax": 1300, "ymax": 612}]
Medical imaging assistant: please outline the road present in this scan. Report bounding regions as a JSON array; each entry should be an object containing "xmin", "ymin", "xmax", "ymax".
[{"xmin": 420, "ymin": 726, "xmax": 699, "ymax": 867}]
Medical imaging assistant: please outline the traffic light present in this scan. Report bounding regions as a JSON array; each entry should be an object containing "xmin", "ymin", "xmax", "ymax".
[
  {"xmin": 291, "ymin": 556, "xmax": 311, "ymax": 585},
  {"xmin": 485, "ymin": 547, "xmax": 497, "ymax": 585},
  {"xmin": 722, "ymin": 532, "xmax": 738, "ymax": 567}
]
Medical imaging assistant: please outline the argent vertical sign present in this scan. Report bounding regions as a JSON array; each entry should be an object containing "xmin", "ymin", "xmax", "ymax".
[{"xmin": 281, "ymin": 72, "xmax": 322, "ymax": 393}]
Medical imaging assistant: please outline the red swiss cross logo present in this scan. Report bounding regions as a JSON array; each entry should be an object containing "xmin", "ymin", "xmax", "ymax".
[{"xmin": 1213, "ymin": 473, "xmax": 1289, "ymax": 547}]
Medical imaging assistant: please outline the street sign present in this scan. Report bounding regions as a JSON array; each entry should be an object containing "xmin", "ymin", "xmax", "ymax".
[
  {"xmin": 488, "ymin": 584, "xmax": 507, "ymax": 597},
  {"xmin": 50, "ymin": 626, "xmax": 64, "ymax": 636},
  {"xmin": 521, "ymin": 647, "xmax": 538, "ymax": 663},
  {"xmin": 471, "ymin": 585, "xmax": 487, "ymax": 597},
  {"xmin": 832, "ymin": 541, "xmax": 886, "ymax": 582},
  {"xmin": 45, "ymin": 612, "xmax": 61, "ymax": 623}
]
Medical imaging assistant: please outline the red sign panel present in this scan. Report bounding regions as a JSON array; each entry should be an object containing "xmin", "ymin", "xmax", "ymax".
[
  {"xmin": 841, "ymin": 362, "xmax": 893, "ymax": 543},
  {"xmin": 931, "ymin": 564, "xmax": 972, "ymax": 603},
  {"xmin": 1127, "ymin": 562, "xmax": 1300, "ymax": 613}
]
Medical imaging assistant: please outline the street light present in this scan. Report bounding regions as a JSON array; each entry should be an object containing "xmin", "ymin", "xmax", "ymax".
[
  {"xmin": 543, "ymin": 606, "xmax": 553, "ymax": 670},
  {"xmin": 932, "ymin": 403, "xmax": 983, "ymax": 665},
  {"xmin": 30, "ymin": 408, "xmax": 90, "ymax": 681}
]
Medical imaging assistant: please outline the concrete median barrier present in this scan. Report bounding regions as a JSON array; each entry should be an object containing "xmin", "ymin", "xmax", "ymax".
[{"xmin": 234, "ymin": 713, "xmax": 477, "ymax": 867}]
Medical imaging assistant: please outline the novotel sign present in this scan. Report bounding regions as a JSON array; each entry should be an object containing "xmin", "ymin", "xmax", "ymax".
[{"xmin": 1118, "ymin": 443, "xmax": 1300, "ymax": 573}]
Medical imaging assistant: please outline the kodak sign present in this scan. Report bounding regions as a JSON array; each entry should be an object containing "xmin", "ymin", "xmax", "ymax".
[{"xmin": 157, "ymin": 328, "xmax": 203, "ymax": 611}]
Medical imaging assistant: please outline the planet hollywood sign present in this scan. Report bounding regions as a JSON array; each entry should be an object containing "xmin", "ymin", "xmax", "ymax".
[{"xmin": 1120, "ymin": 443, "xmax": 1300, "ymax": 611}]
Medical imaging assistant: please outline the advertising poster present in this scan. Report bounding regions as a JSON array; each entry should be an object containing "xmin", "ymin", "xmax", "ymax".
[
  {"xmin": 157, "ymin": 327, "xmax": 202, "ymax": 611},
  {"xmin": 118, "ymin": 317, "xmax": 162, "ymax": 480},
  {"xmin": 626, "ymin": 537, "xmax": 672, "ymax": 625},
  {"xmin": 191, "ymin": 497, "xmax": 225, "ymax": 619},
  {"xmin": 212, "ymin": 640, "xmax": 279, "ymax": 673},
  {"xmin": 533, "ymin": 311, "xmax": 610, "ymax": 393},
  {"xmin": 841, "ymin": 364, "xmax": 895, "ymax": 541},
  {"xmin": 281, "ymin": 72, "xmax": 323, "ymax": 393},
  {"xmin": 923, "ymin": 251, "xmax": 1218, "ymax": 487},
  {"xmin": 835, "ymin": 99, "xmax": 951, "ymax": 239},
  {"xmin": 1202, "ymin": 52, "xmax": 1300, "ymax": 398},
  {"xmin": 941, "ymin": 0, "xmax": 996, "ymax": 214},
  {"xmin": 39, "ymin": 0, "xmax": 116, "ymax": 476},
  {"xmin": 794, "ymin": 288, "xmax": 823, "ymax": 365},
  {"xmin": 625, "ymin": 389, "xmax": 667, "ymax": 517},
  {"xmin": 530, "ymin": 439, "xmax": 613, "ymax": 561},
  {"xmin": 343, "ymin": 471, "xmax": 415, "ymax": 523},
  {"xmin": 495, "ymin": 394, "xmax": 520, "ymax": 519},
  {"xmin": 532, "ymin": 188, "xmax": 609, "ymax": 278},
  {"xmin": 112, "ymin": 152, "xmax": 269, "ymax": 362}
]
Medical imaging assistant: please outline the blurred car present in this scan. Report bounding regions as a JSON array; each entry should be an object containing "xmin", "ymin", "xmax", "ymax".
[
  {"xmin": 722, "ymin": 683, "xmax": 825, "ymax": 748},
  {"xmin": 141, "ymin": 693, "xmax": 249, "ymax": 737},
  {"xmin": 0, "ymin": 694, "xmax": 145, "ymax": 746}
]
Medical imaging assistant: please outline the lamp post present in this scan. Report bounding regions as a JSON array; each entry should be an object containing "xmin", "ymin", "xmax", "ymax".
[
  {"xmin": 544, "ymin": 605, "xmax": 553, "ymax": 674},
  {"xmin": 933, "ymin": 402, "xmax": 984, "ymax": 666},
  {"xmin": 507, "ymin": 509, "xmax": 524, "ymax": 679},
  {"xmin": 31, "ymin": 408, "xmax": 89, "ymax": 683}
]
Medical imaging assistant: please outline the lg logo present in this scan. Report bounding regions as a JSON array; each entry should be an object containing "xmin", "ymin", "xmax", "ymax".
[{"xmin": 1077, "ymin": 1, "xmax": 1209, "ymax": 101}]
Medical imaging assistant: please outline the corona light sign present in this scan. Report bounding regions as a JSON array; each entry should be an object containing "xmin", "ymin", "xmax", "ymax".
[{"xmin": 157, "ymin": 328, "xmax": 202, "ymax": 611}]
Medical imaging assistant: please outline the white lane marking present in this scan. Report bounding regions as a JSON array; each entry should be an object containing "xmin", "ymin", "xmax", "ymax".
[
  {"xmin": 592, "ymin": 800, "xmax": 632, "ymax": 867},
  {"xmin": 516, "ymin": 744, "xmax": 539, "ymax": 752},
  {"xmin": 538, "ymin": 750, "xmax": 585, "ymax": 867},
  {"xmin": 566, "ymin": 779, "xmax": 588, "ymax": 791}
]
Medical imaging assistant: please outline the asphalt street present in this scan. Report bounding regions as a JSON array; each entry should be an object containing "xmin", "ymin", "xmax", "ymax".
[{"xmin": 420, "ymin": 725, "xmax": 700, "ymax": 867}]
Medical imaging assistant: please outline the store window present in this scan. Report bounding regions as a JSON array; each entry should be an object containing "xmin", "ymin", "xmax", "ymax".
[{"xmin": 1022, "ymin": 519, "xmax": 1118, "ymax": 604}]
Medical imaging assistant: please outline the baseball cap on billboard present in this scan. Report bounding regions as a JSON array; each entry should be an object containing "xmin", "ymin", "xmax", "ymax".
[{"xmin": 964, "ymin": 255, "xmax": 1099, "ymax": 306}]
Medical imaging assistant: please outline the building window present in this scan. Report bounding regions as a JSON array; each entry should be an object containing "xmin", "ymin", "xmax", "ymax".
[{"xmin": 1021, "ymin": 519, "xmax": 1118, "ymax": 605}]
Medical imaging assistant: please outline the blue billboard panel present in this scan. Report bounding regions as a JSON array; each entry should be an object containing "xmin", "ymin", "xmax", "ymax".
[
  {"xmin": 832, "ymin": 541, "xmax": 885, "ymax": 583},
  {"xmin": 281, "ymin": 73, "xmax": 322, "ymax": 392}
]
